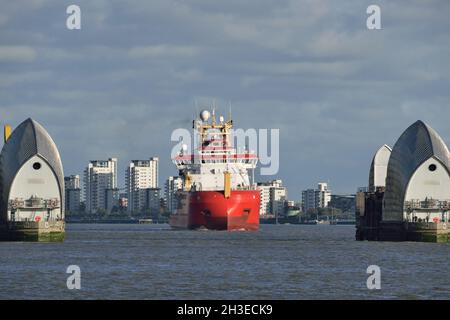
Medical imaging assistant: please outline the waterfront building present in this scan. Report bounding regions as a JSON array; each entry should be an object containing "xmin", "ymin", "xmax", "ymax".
[
  {"xmin": 118, "ymin": 192, "xmax": 128, "ymax": 212},
  {"xmin": 165, "ymin": 176, "xmax": 183, "ymax": 213},
  {"xmin": 302, "ymin": 183, "xmax": 331, "ymax": 212},
  {"xmin": 0, "ymin": 119, "xmax": 65, "ymax": 241},
  {"xmin": 84, "ymin": 158, "xmax": 118, "ymax": 214},
  {"xmin": 329, "ymin": 195, "xmax": 356, "ymax": 215},
  {"xmin": 64, "ymin": 175, "xmax": 81, "ymax": 214},
  {"xmin": 257, "ymin": 184, "xmax": 271, "ymax": 216},
  {"xmin": 301, "ymin": 189, "xmax": 316, "ymax": 212},
  {"xmin": 126, "ymin": 158, "xmax": 159, "ymax": 214},
  {"xmin": 146, "ymin": 187, "xmax": 161, "ymax": 216},
  {"xmin": 271, "ymin": 185, "xmax": 288, "ymax": 217},
  {"xmin": 317, "ymin": 183, "xmax": 331, "ymax": 208},
  {"xmin": 257, "ymin": 180, "xmax": 287, "ymax": 216},
  {"xmin": 105, "ymin": 187, "xmax": 120, "ymax": 214},
  {"xmin": 357, "ymin": 121, "xmax": 450, "ymax": 242},
  {"xmin": 65, "ymin": 174, "xmax": 80, "ymax": 189},
  {"xmin": 66, "ymin": 188, "xmax": 81, "ymax": 214}
]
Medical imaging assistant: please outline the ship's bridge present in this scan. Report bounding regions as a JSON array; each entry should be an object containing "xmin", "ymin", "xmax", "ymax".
[
  {"xmin": 172, "ymin": 108, "xmax": 258, "ymax": 192},
  {"xmin": 173, "ymin": 109, "xmax": 258, "ymax": 170}
]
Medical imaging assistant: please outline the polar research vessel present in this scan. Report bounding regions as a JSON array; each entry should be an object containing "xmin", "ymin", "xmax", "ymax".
[{"xmin": 169, "ymin": 109, "xmax": 260, "ymax": 231}]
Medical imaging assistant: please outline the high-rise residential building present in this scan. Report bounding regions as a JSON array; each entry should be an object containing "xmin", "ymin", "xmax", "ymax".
[
  {"xmin": 302, "ymin": 189, "xmax": 316, "ymax": 212},
  {"xmin": 257, "ymin": 184, "xmax": 271, "ymax": 216},
  {"xmin": 64, "ymin": 175, "xmax": 81, "ymax": 214},
  {"xmin": 105, "ymin": 188, "xmax": 120, "ymax": 214},
  {"xmin": 146, "ymin": 187, "xmax": 161, "ymax": 216},
  {"xmin": 65, "ymin": 175, "xmax": 80, "ymax": 189},
  {"xmin": 257, "ymin": 180, "xmax": 287, "ymax": 216},
  {"xmin": 126, "ymin": 158, "xmax": 159, "ymax": 214},
  {"xmin": 316, "ymin": 182, "xmax": 331, "ymax": 208},
  {"xmin": 84, "ymin": 158, "xmax": 118, "ymax": 214},
  {"xmin": 302, "ymin": 182, "xmax": 331, "ymax": 212},
  {"xmin": 271, "ymin": 185, "xmax": 288, "ymax": 217},
  {"xmin": 165, "ymin": 176, "xmax": 183, "ymax": 213}
]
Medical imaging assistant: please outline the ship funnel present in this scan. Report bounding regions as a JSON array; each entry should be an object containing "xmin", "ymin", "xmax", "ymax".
[{"xmin": 4, "ymin": 125, "xmax": 11, "ymax": 143}]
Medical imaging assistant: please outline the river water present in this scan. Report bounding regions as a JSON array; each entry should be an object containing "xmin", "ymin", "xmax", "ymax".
[{"xmin": 0, "ymin": 224, "xmax": 448, "ymax": 300}]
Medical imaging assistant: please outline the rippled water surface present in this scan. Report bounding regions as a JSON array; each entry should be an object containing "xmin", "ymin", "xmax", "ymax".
[{"xmin": 0, "ymin": 224, "xmax": 449, "ymax": 299}]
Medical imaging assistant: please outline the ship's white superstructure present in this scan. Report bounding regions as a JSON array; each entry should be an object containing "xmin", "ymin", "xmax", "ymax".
[
  {"xmin": 169, "ymin": 108, "xmax": 261, "ymax": 231},
  {"xmin": 173, "ymin": 109, "xmax": 257, "ymax": 192}
]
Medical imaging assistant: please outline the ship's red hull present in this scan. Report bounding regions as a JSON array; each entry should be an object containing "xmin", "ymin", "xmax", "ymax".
[{"xmin": 169, "ymin": 190, "xmax": 260, "ymax": 231}]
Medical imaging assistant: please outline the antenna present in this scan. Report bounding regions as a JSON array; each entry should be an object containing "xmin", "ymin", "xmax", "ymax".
[
  {"xmin": 194, "ymin": 98, "xmax": 199, "ymax": 119},
  {"xmin": 228, "ymin": 101, "xmax": 232, "ymax": 121},
  {"xmin": 212, "ymin": 102, "xmax": 216, "ymax": 125}
]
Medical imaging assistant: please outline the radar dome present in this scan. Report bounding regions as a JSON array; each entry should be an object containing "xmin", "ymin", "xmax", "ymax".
[{"xmin": 200, "ymin": 110, "xmax": 211, "ymax": 122}]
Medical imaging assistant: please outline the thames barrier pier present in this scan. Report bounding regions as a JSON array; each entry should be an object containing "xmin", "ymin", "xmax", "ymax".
[
  {"xmin": 0, "ymin": 119, "xmax": 65, "ymax": 241},
  {"xmin": 356, "ymin": 121, "xmax": 450, "ymax": 242}
]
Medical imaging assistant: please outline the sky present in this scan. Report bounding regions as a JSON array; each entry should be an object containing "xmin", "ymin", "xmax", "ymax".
[{"xmin": 1, "ymin": 0, "xmax": 450, "ymax": 199}]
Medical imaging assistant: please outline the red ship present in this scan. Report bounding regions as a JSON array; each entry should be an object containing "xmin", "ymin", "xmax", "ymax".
[{"xmin": 169, "ymin": 109, "xmax": 260, "ymax": 231}]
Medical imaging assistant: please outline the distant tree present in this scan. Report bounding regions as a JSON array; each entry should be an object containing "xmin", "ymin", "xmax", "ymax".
[
  {"xmin": 96, "ymin": 208, "xmax": 106, "ymax": 217},
  {"xmin": 160, "ymin": 209, "xmax": 170, "ymax": 218},
  {"xmin": 142, "ymin": 209, "xmax": 153, "ymax": 218},
  {"xmin": 305, "ymin": 208, "xmax": 318, "ymax": 220}
]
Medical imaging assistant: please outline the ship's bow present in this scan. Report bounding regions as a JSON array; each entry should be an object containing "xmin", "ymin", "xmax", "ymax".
[{"xmin": 189, "ymin": 190, "xmax": 260, "ymax": 231}]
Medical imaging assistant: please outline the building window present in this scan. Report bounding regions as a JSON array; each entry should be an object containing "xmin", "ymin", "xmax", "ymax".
[
  {"xmin": 33, "ymin": 162, "xmax": 42, "ymax": 170},
  {"xmin": 429, "ymin": 164, "xmax": 437, "ymax": 172}
]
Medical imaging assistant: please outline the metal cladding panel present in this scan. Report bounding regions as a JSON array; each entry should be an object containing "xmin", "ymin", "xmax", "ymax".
[
  {"xmin": 383, "ymin": 121, "xmax": 450, "ymax": 221},
  {"xmin": 369, "ymin": 158, "xmax": 374, "ymax": 190},
  {"xmin": 33, "ymin": 120, "xmax": 65, "ymax": 198},
  {"xmin": 369, "ymin": 145, "xmax": 392, "ymax": 191},
  {"xmin": 0, "ymin": 119, "xmax": 64, "ymax": 221}
]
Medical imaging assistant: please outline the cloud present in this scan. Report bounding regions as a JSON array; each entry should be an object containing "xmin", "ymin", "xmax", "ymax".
[
  {"xmin": 0, "ymin": 70, "xmax": 51, "ymax": 87},
  {"xmin": 0, "ymin": 46, "xmax": 36, "ymax": 62},
  {"xmin": 128, "ymin": 45, "xmax": 200, "ymax": 58},
  {"xmin": 0, "ymin": 14, "xmax": 9, "ymax": 26},
  {"xmin": 1, "ymin": 0, "xmax": 450, "ymax": 195},
  {"xmin": 243, "ymin": 61, "xmax": 360, "ymax": 77}
]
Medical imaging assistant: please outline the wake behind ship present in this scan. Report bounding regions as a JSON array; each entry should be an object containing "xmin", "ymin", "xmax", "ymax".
[{"xmin": 169, "ymin": 109, "xmax": 260, "ymax": 231}]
